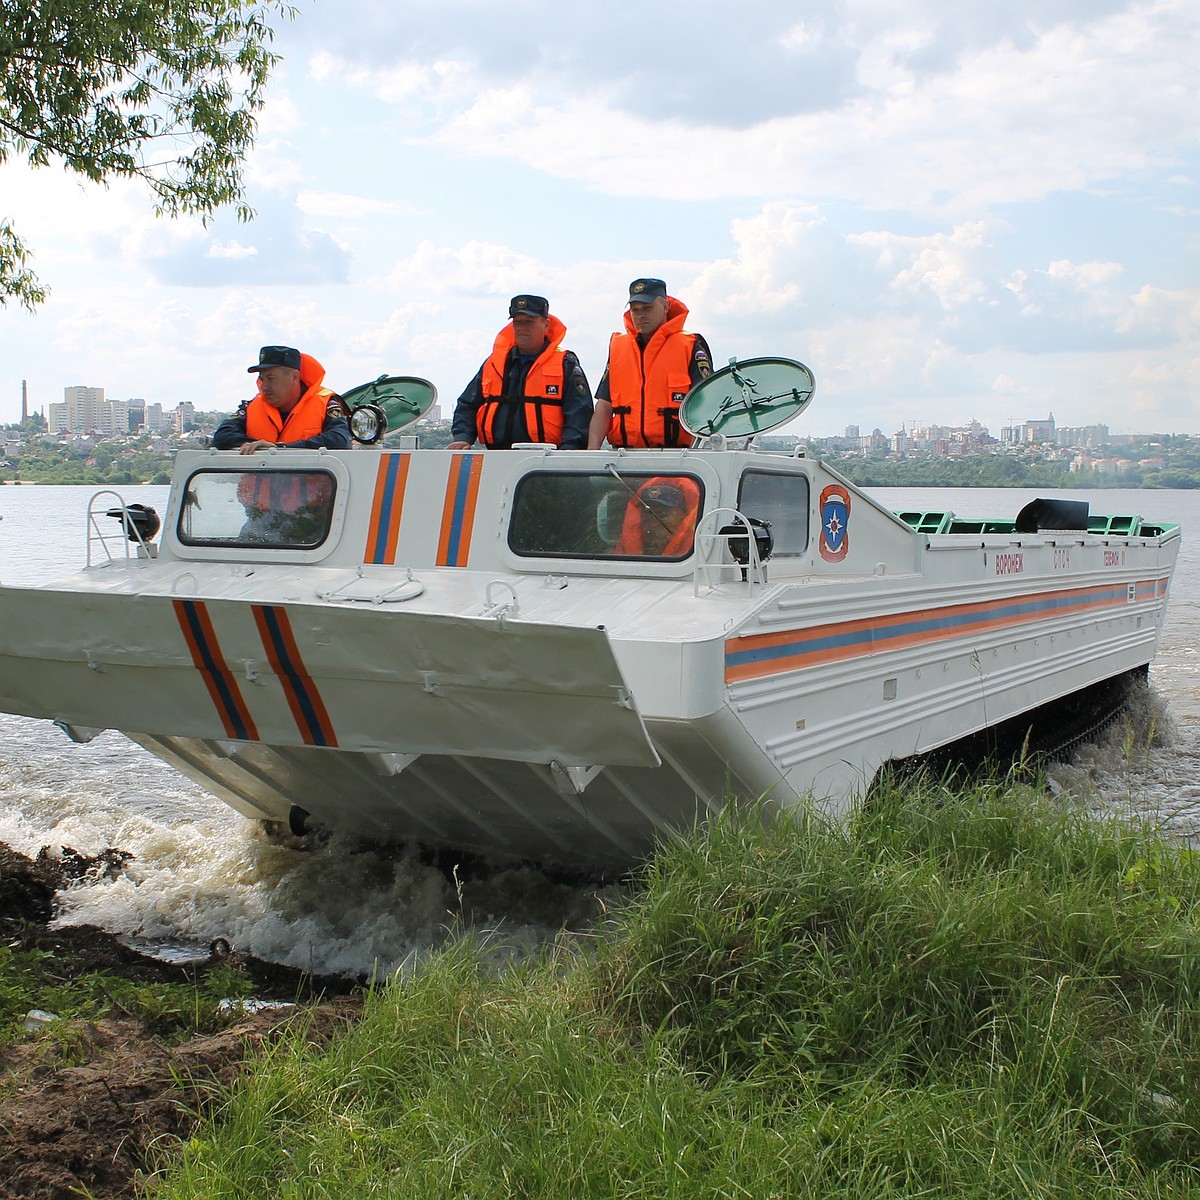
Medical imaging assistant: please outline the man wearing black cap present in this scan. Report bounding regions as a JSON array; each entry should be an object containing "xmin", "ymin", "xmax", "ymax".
[
  {"xmin": 449, "ymin": 295, "xmax": 593, "ymax": 450},
  {"xmin": 213, "ymin": 345, "xmax": 351, "ymax": 454},
  {"xmin": 614, "ymin": 475, "xmax": 702, "ymax": 557},
  {"xmin": 587, "ymin": 278, "xmax": 713, "ymax": 450}
]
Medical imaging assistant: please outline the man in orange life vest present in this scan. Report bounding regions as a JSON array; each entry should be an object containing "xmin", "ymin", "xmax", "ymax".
[
  {"xmin": 614, "ymin": 477, "xmax": 702, "ymax": 558},
  {"xmin": 213, "ymin": 345, "xmax": 351, "ymax": 453},
  {"xmin": 213, "ymin": 346, "xmax": 350, "ymax": 543},
  {"xmin": 448, "ymin": 295, "xmax": 593, "ymax": 450},
  {"xmin": 588, "ymin": 278, "xmax": 713, "ymax": 450}
]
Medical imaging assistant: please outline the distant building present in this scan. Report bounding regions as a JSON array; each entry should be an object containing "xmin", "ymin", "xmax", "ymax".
[
  {"xmin": 49, "ymin": 385, "xmax": 105, "ymax": 433},
  {"xmin": 127, "ymin": 399, "xmax": 146, "ymax": 433},
  {"xmin": 144, "ymin": 402, "xmax": 165, "ymax": 432},
  {"xmin": 63, "ymin": 385, "xmax": 105, "ymax": 433},
  {"xmin": 1022, "ymin": 413, "xmax": 1056, "ymax": 444},
  {"xmin": 1056, "ymin": 424, "xmax": 1109, "ymax": 448},
  {"xmin": 99, "ymin": 399, "xmax": 128, "ymax": 435}
]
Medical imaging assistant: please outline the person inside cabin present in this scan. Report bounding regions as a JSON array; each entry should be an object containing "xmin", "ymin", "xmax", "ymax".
[
  {"xmin": 587, "ymin": 278, "xmax": 713, "ymax": 450},
  {"xmin": 615, "ymin": 476, "xmax": 701, "ymax": 558},
  {"xmin": 448, "ymin": 295, "xmax": 593, "ymax": 450},
  {"xmin": 213, "ymin": 346, "xmax": 350, "ymax": 543}
]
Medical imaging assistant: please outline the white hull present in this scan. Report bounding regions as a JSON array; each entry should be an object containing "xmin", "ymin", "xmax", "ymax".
[{"xmin": 0, "ymin": 445, "xmax": 1178, "ymax": 872}]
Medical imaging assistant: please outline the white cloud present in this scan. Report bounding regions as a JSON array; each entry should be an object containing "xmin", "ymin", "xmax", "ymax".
[
  {"xmin": 255, "ymin": 87, "xmax": 303, "ymax": 138},
  {"xmin": 246, "ymin": 136, "xmax": 306, "ymax": 192},
  {"xmin": 307, "ymin": 1, "xmax": 1196, "ymax": 219},
  {"xmin": 207, "ymin": 242, "xmax": 259, "ymax": 260},
  {"xmin": 297, "ymin": 191, "xmax": 426, "ymax": 220},
  {"xmin": 887, "ymin": 223, "xmax": 998, "ymax": 308},
  {"xmin": 0, "ymin": 0, "xmax": 1196, "ymax": 439}
]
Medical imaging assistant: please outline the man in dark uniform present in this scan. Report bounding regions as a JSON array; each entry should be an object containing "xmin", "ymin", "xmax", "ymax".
[
  {"xmin": 449, "ymin": 295, "xmax": 593, "ymax": 449},
  {"xmin": 212, "ymin": 345, "xmax": 350, "ymax": 544}
]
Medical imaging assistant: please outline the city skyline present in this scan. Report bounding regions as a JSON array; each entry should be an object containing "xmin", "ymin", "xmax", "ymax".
[{"xmin": 8, "ymin": 375, "xmax": 1183, "ymax": 449}]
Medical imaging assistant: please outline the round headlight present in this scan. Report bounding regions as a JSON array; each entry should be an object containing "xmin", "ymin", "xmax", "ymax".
[{"xmin": 349, "ymin": 403, "xmax": 387, "ymax": 445}]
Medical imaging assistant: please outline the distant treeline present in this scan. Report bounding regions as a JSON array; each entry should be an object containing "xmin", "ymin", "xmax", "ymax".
[
  {"xmin": 3, "ymin": 437, "xmax": 1199, "ymax": 489},
  {"xmin": 749, "ymin": 442, "xmax": 1200, "ymax": 489},
  {"xmin": 0, "ymin": 443, "xmax": 173, "ymax": 486}
]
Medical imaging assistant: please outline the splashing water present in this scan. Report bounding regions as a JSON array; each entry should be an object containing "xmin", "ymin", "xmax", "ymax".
[
  {"xmin": 0, "ymin": 713, "xmax": 627, "ymax": 979},
  {"xmin": 1048, "ymin": 687, "xmax": 1200, "ymax": 843}
]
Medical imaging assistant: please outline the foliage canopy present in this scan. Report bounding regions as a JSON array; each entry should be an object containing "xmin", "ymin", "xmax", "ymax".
[{"xmin": 0, "ymin": 0, "xmax": 294, "ymax": 309}]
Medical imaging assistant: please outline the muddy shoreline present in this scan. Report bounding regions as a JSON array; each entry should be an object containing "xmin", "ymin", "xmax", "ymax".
[{"xmin": 0, "ymin": 841, "xmax": 363, "ymax": 1200}]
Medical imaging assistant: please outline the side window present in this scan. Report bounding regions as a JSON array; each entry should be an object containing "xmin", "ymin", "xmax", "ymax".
[
  {"xmin": 178, "ymin": 469, "xmax": 336, "ymax": 548},
  {"xmin": 509, "ymin": 472, "xmax": 704, "ymax": 561},
  {"xmin": 736, "ymin": 471, "xmax": 809, "ymax": 557}
]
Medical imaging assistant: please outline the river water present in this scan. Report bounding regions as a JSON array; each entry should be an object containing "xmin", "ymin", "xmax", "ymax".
[{"xmin": 0, "ymin": 483, "xmax": 1195, "ymax": 977}]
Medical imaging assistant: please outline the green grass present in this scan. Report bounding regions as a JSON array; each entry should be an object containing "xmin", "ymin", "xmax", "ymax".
[
  {"xmin": 0, "ymin": 939, "xmax": 258, "ymax": 1054},
  {"xmin": 147, "ymin": 778, "xmax": 1200, "ymax": 1198}
]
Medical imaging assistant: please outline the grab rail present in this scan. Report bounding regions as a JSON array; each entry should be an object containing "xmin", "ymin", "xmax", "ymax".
[
  {"xmin": 85, "ymin": 489, "xmax": 159, "ymax": 566},
  {"xmin": 693, "ymin": 507, "xmax": 769, "ymax": 597}
]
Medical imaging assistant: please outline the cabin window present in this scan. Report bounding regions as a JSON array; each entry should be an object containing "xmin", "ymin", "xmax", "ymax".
[
  {"xmin": 736, "ymin": 470, "xmax": 810, "ymax": 556},
  {"xmin": 177, "ymin": 468, "xmax": 337, "ymax": 549},
  {"xmin": 509, "ymin": 471, "xmax": 705, "ymax": 560}
]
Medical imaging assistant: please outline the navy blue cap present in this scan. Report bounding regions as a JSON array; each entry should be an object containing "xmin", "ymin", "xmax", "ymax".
[
  {"xmin": 509, "ymin": 295, "xmax": 549, "ymax": 318},
  {"xmin": 247, "ymin": 345, "xmax": 301, "ymax": 372},
  {"xmin": 628, "ymin": 278, "xmax": 667, "ymax": 304},
  {"xmin": 642, "ymin": 483, "xmax": 687, "ymax": 510}
]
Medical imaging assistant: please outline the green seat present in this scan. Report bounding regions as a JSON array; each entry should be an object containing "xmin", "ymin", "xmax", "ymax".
[
  {"xmin": 896, "ymin": 510, "xmax": 953, "ymax": 534},
  {"xmin": 1088, "ymin": 515, "xmax": 1142, "ymax": 535}
]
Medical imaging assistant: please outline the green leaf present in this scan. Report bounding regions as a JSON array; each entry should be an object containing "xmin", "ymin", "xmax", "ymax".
[{"xmin": 0, "ymin": 0, "xmax": 297, "ymax": 306}]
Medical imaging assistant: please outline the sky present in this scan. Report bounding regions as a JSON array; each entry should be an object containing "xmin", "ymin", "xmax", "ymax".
[{"xmin": 0, "ymin": 0, "xmax": 1197, "ymax": 439}]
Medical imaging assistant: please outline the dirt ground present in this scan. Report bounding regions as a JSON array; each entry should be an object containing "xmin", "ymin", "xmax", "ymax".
[{"xmin": 0, "ymin": 842, "xmax": 363, "ymax": 1200}]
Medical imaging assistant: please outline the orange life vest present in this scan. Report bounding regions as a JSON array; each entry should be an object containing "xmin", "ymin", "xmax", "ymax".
[
  {"xmin": 605, "ymin": 298, "xmax": 696, "ymax": 449},
  {"xmin": 614, "ymin": 476, "xmax": 702, "ymax": 557},
  {"xmin": 478, "ymin": 314, "xmax": 569, "ymax": 447}
]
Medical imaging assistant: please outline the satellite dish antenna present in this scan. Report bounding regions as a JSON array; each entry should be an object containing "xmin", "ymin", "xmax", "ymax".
[
  {"xmin": 679, "ymin": 356, "xmax": 816, "ymax": 440},
  {"xmin": 340, "ymin": 375, "xmax": 438, "ymax": 445}
]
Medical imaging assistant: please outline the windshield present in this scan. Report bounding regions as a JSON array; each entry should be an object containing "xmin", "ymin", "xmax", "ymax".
[
  {"xmin": 509, "ymin": 471, "xmax": 704, "ymax": 560},
  {"xmin": 178, "ymin": 468, "xmax": 336, "ymax": 549}
]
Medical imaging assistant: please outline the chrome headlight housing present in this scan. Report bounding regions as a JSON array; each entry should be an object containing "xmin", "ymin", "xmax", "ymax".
[{"xmin": 349, "ymin": 403, "xmax": 387, "ymax": 445}]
